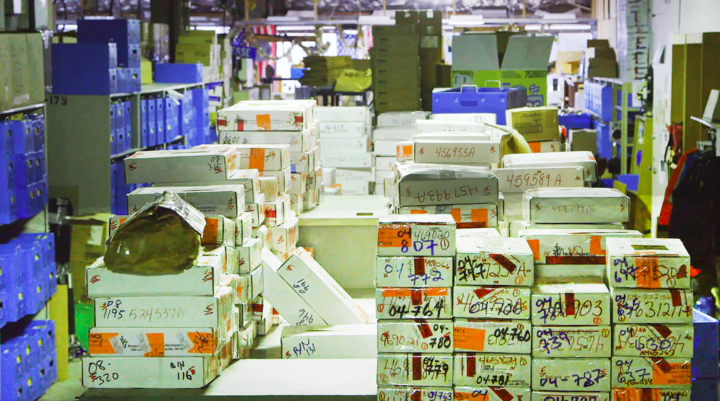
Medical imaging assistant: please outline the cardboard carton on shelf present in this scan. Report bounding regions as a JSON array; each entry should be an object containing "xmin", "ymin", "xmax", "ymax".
[
  {"xmin": 431, "ymin": 113, "xmax": 497, "ymax": 125},
  {"xmin": 124, "ymin": 149, "xmax": 237, "ymax": 184},
  {"xmin": 394, "ymin": 164, "xmax": 499, "ymax": 207},
  {"xmin": 453, "ymin": 286, "xmax": 531, "ymax": 319},
  {"xmin": 522, "ymin": 187, "xmax": 631, "ymax": 223},
  {"xmin": 605, "ymin": 238, "xmax": 692, "ymax": 289},
  {"xmin": 415, "ymin": 120, "xmax": 491, "ymax": 135},
  {"xmin": 532, "ymin": 325, "xmax": 612, "ymax": 358},
  {"xmin": 238, "ymin": 237, "xmax": 262, "ymax": 274},
  {"xmin": 377, "ymin": 353, "xmax": 454, "ymax": 387},
  {"xmin": 375, "ymin": 256, "xmax": 454, "ymax": 288},
  {"xmin": 218, "ymin": 129, "xmax": 313, "ymax": 153},
  {"xmin": 455, "ymin": 236, "xmax": 534, "ymax": 287},
  {"xmin": 611, "ymin": 288, "xmax": 693, "ymax": 324},
  {"xmin": 532, "ymin": 358, "xmax": 611, "ymax": 392},
  {"xmin": 126, "ymin": 185, "xmax": 245, "ymax": 218},
  {"xmin": 532, "ymin": 392, "xmax": 609, "ymax": 401},
  {"xmin": 376, "ymin": 215, "xmax": 456, "ymax": 257},
  {"xmin": 377, "ymin": 320, "xmax": 453, "ymax": 353},
  {"xmin": 377, "ymin": 387, "xmax": 454, "ymax": 401},
  {"xmin": 613, "ymin": 324, "xmax": 693, "ymax": 358},
  {"xmin": 611, "ymin": 388, "xmax": 690, "ymax": 401},
  {"xmin": 217, "ymin": 100, "xmax": 315, "ymax": 132},
  {"xmin": 202, "ymin": 244, "xmax": 240, "ymax": 275},
  {"xmin": 376, "ymin": 111, "xmax": 429, "ymax": 127},
  {"xmin": 531, "ymin": 281, "xmax": 611, "ymax": 326},
  {"xmin": 375, "ymin": 287, "xmax": 452, "ymax": 320},
  {"xmin": 453, "ymin": 353, "xmax": 532, "ymax": 387},
  {"xmin": 88, "ymin": 326, "xmax": 230, "ymax": 357},
  {"xmin": 258, "ymin": 177, "xmax": 278, "ymax": 202},
  {"xmin": 518, "ymin": 229, "xmax": 644, "ymax": 265},
  {"xmin": 397, "ymin": 203, "xmax": 499, "ymax": 229},
  {"xmin": 280, "ymin": 324, "xmax": 376, "ymax": 359},
  {"xmin": 455, "ymin": 387, "xmax": 531, "ymax": 401},
  {"xmin": 453, "ymin": 319, "xmax": 532, "ymax": 354},
  {"xmin": 502, "ymin": 151, "xmax": 598, "ymax": 183},
  {"xmin": 413, "ymin": 139, "xmax": 501, "ymax": 165},
  {"xmin": 314, "ymin": 106, "xmax": 368, "ymax": 123},
  {"xmin": 495, "ymin": 166, "xmax": 585, "ymax": 194},
  {"xmin": 505, "ymin": 106, "xmax": 559, "ymax": 142},
  {"xmin": 611, "ymin": 356, "xmax": 691, "ymax": 388},
  {"xmin": 82, "ymin": 355, "xmax": 219, "ymax": 388}
]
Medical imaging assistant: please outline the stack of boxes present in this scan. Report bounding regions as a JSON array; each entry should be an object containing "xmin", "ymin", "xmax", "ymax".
[
  {"xmin": 373, "ymin": 111, "xmax": 429, "ymax": 195},
  {"xmin": 505, "ymin": 106, "xmax": 563, "ymax": 153},
  {"xmin": 315, "ymin": 106, "xmax": 373, "ymax": 195},
  {"xmin": 110, "ymin": 99, "xmax": 134, "ymax": 156},
  {"xmin": 0, "ymin": 33, "xmax": 46, "ymax": 111},
  {"xmin": 1, "ymin": 321, "xmax": 58, "ymax": 401},
  {"xmin": 371, "ymin": 25, "xmax": 421, "ymax": 114},
  {"xmin": 375, "ymin": 215, "xmax": 456, "ymax": 397},
  {"xmin": 175, "ymin": 31, "xmax": 221, "ymax": 82}
]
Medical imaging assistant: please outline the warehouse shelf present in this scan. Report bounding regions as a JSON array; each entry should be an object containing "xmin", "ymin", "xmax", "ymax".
[
  {"xmin": 141, "ymin": 82, "xmax": 204, "ymax": 94},
  {"xmin": 0, "ymin": 102, "xmax": 45, "ymax": 116}
]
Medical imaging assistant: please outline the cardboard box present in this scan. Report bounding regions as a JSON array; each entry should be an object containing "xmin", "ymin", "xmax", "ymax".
[
  {"xmin": 276, "ymin": 249, "xmax": 368, "ymax": 325},
  {"xmin": 219, "ymin": 130, "xmax": 312, "ymax": 153},
  {"xmin": 270, "ymin": 217, "xmax": 298, "ymax": 254},
  {"xmin": 532, "ymin": 392, "xmax": 609, "ymax": 401},
  {"xmin": 376, "ymin": 157, "xmax": 398, "ymax": 172},
  {"xmin": 395, "ymin": 164, "xmax": 499, "ymax": 207},
  {"xmin": 377, "ymin": 353, "xmax": 453, "ymax": 386},
  {"xmin": 234, "ymin": 213, "xmax": 252, "ymax": 246},
  {"xmin": 376, "ymin": 111, "xmax": 429, "ymax": 127},
  {"xmin": 455, "ymin": 237, "xmax": 534, "ymax": 286},
  {"xmin": 413, "ymin": 139, "xmax": 501, "ymax": 165},
  {"xmin": 533, "ymin": 358, "xmax": 611, "ymax": 392},
  {"xmin": 605, "ymin": 238, "xmax": 691, "ymax": 289},
  {"xmin": 613, "ymin": 324, "xmax": 693, "ymax": 358},
  {"xmin": 289, "ymin": 173, "xmax": 308, "ymax": 195},
  {"xmin": 522, "ymin": 188, "xmax": 631, "ymax": 223},
  {"xmin": 127, "ymin": 185, "xmax": 245, "ymax": 218},
  {"xmin": 457, "ymin": 228, "xmax": 501, "ymax": 239},
  {"xmin": 245, "ymin": 195, "xmax": 266, "ymax": 227},
  {"xmin": 321, "ymin": 152, "xmax": 374, "ymax": 168},
  {"xmin": 198, "ymin": 144, "xmax": 290, "ymax": 171},
  {"xmin": 375, "ymin": 139, "xmax": 402, "ymax": 156},
  {"xmin": 455, "ymin": 387, "xmax": 531, "ymax": 401},
  {"xmin": 124, "ymin": 149, "xmax": 237, "ymax": 184},
  {"xmin": 611, "ymin": 357, "xmax": 691, "ymax": 388},
  {"xmin": 261, "ymin": 249, "xmax": 327, "ymax": 326},
  {"xmin": 506, "ymin": 107, "xmax": 559, "ymax": 142},
  {"xmin": 94, "ymin": 287, "xmax": 233, "ymax": 329},
  {"xmin": 238, "ymin": 238, "xmax": 262, "ymax": 274},
  {"xmin": 202, "ymin": 216, "xmax": 235, "ymax": 247},
  {"xmin": 454, "ymin": 319, "xmax": 532, "ymax": 354},
  {"xmin": 280, "ymin": 324, "xmax": 376, "ymax": 359},
  {"xmin": 519, "ymin": 229, "xmax": 644, "ymax": 265},
  {"xmin": 86, "ymin": 255, "xmax": 223, "ymax": 298},
  {"xmin": 611, "ymin": 388, "xmax": 690, "ymax": 401},
  {"xmin": 397, "ymin": 204, "xmax": 499, "ymax": 229},
  {"xmin": 203, "ymin": 245, "xmax": 240, "ymax": 275},
  {"xmin": 415, "ymin": 120, "xmax": 491, "ymax": 135},
  {"xmin": 532, "ymin": 326, "xmax": 612, "ymax": 357},
  {"xmin": 289, "ymin": 193, "xmax": 305, "ymax": 215},
  {"xmin": 320, "ymin": 137, "xmax": 371, "ymax": 153},
  {"xmin": 569, "ymin": 129, "xmax": 598, "ymax": 154},
  {"xmin": 375, "ymin": 287, "xmax": 452, "ymax": 320},
  {"xmin": 82, "ymin": 356, "xmax": 219, "ymax": 388},
  {"xmin": 314, "ymin": 106, "xmax": 368, "ymax": 122},
  {"xmin": 263, "ymin": 194, "xmax": 290, "ymax": 227},
  {"xmin": 397, "ymin": 141, "xmax": 414, "ymax": 161},
  {"xmin": 531, "ymin": 282, "xmax": 611, "ymax": 326},
  {"xmin": 611, "ymin": 288, "xmax": 693, "ymax": 324},
  {"xmin": 504, "ymin": 152, "xmax": 596, "ymax": 185},
  {"xmin": 217, "ymin": 100, "xmax": 315, "ymax": 131},
  {"xmin": 259, "ymin": 177, "xmax": 278, "ymax": 202},
  {"xmin": 375, "ymin": 256, "xmax": 453, "ymax": 288},
  {"xmin": 454, "ymin": 286, "xmax": 531, "ymax": 319},
  {"xmin": 88, "ymin": 327, "xmax": 229, "ymax": 356},
  {"xmin": 377, "ymin": 215, "xmax": 456, "ymax": 257},
  {"xmin": 377, "ymin": 320, "xmax": 453, "ymax": 353},
  {"xmin": 259, "ymin": 168, "xmax": 291, "ymax": 193},
  {"xmin": 378, "ymin": 387, "xmax": 455, "ymax": 401},
  {"xmin": 528, "ymin": 140, "xmax": 563, "ymax": 153},
  {"xmin": 374, "ymin": 128, "xmax": 415, "ymax": 143},
  {"xmin": 454, "ymin": 353, "xmax": 532, "ymax": 387},
  {"xmin": 317, "ymin": 122, "xmax": 365, "ymax": 138},
  {"xmin": 239, "ymin": 267, "xmax": 263, "ymax": 303},
  {"xmin": 494, "ymin": 167, "xmax": 585, "ymax": 194},
  {"xmin": 431, "ymin": 113, "xmax": 497, "ymax": 125},
  {"xmin": 164, "ymin": 169, "xmax": 262, "ymax": 204}
]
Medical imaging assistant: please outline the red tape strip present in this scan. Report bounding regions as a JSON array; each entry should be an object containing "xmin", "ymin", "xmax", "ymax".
[
  {"xmin": 564, "ymin": 293, "xmax": 576, "ymax": 316},
  {"xmin": 416, "ymin": 319, "xmax": 433, "ymax": 339},
  {"xmin": 490, "ymin": 254, "xmax": 517, "ymax": 274},
  {"xmin": 650, "ymin": 357, "xmax": 673, "ymax": 374},
  {"xmin": 677, "ymin": 265, "xmax": 688, "ymax": 279},
  {"xmin": 410, "ymin": 289, "xmax": 424, "ymax": 306},
  {"xmin": 650, "ymin": 324, "xmax": 672, "ymax": 339},
  {"xmin": 546, "ymin": 256, "xmax": 606, "ymax": 265},
  {"xmin": 410, "ymin": 388, "xmax": 422, "ymax": 401},
  {"xmin": 489, "ymin": 386, "xmax": 514, "ymax": 401},
  {"xmin": 466, "ymin": 354, "xmax": 476, "ymax": 377},
  {"xmin": 412, "ymin": 354, "xmax": 423, "ymax": 381},
  {"xmin": 474, "ymin": 287, "xmax": 495, "ymax": 300},
  {"xmin": 669, "ymin": 289, "xmax": 683, "ymax": 307},
  {"xmin": 414, "ymin": 258, "xmax": 426, "ymax": 276}
]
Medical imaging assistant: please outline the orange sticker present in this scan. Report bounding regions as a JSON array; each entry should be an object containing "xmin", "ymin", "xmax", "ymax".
[
  {"xmin": 87, "ymin": 333, "xmax": 118, "ymax": 355},
  {"xmin": 143, "ymin": 333, "xmax": 166, "ymax": 357},
  {"xmin": 589, "ymin": 235, "xmax": 604, "ymax": 255},
  {"xmin": 381, "ymin": 288, "xmax": 449, "ymax": 298},
  {"xmin": 202, "ymin": 218, "xmax": 220, "ymax": 245},
  {"xmin": 397, "ymin": 145, "xmax": 413, "ymax": 158},
  {"xmin": 612, "ymin": 388, "xmax": 662, "ymax": 401},
  {"xmin": 377, "ymin": 224, "xmax": 411, "ymax": 248},
  {"xmin": 528, "ymin": 142, "xmax": 542, "ymax": 153},
  {"xmin": 527, "ymin": 239, "xmax": 540, "ymax": 260},
  {"xmin": 409, "ymin": 210, "xmax": 428, "ymax": 215},
  {"xmin": 651, "ymin": 361, "xmax": 691, "ymax": 385},
  {"xmin": 256, "ymin": 114, "xmax": 271, "ymax": 130},
  {"xmin": 249, "ymin": 148, "xmax": 266, "ymax": 170},
  {"xmin": 450, "ymin": 208, "xmax": 462, "ymax": 223},
  {"xmin": 188, "ymin": 332, "xmax": 216, "ymax": 354},
  {"xmin": 470, "ymin": 209, "xmax": 489, "ymax": 224},
  {"xmin": 453, "ymin": 327, "xmax": 486, "ymax": 352},
  {"xmin": 454, "ymin": 391, "xmax": 489, "ymax": 401},
  {"xmin": 636, "ymin": 257, "xmax": 661, "ymax": 288}
]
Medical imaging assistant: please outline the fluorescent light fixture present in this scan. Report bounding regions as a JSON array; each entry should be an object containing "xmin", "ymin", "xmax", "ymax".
[
  {"xmin": 550, "ymin": 24, "xmax": 592, "ymax": 30},
  {"xmin": 525, "ymin": 24, "xmax": 543, "ymax": 31},
  {"xmin": 358, "ymin": 15, "xmax": 394, "ymax": 25},
  {"xmin": 445, "ymin": 15, "xmax": 485, "ymax": 27}
]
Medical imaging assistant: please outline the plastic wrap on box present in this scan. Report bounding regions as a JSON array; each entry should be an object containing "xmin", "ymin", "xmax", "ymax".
[
  {"xmin": 413, "ymin": 139, "xmax": 501, "ymax": 165},
  {"xmin": 611, "ymin": 356, "xmax": 691, "ymax": 388},
  {"xmin": 453, "ymin": 319, "xmax": 531, "ymax": 354},
  {"xmin": 613, "ymin": 324, "xmax": 693, "ymax": 358},
  {"xmin": 377, "ymin": 387, "xmax": 454, "ymax": 401},
  {"xmin": 455, "ymin": 387, "xmax": 530, "ymax": 400},
  {"xmin": 532, "ymin": 325, "xmax": 612, "ymax": 357},
  {"xmin": 453, "ymin": 353, "xmax": 531, "ymax": 387},
  {"xmin": 397, "ymin": 204, "xmax": 499, "ymax": 229},
  {"xmin": 519, "ymin": 229, "xmax": 643, "ymax": 265},
  {"xmin": 454, "ymin": 286, "xmax": 531, "ymax": 319},
  {"xmin": 495, "ymin": 166, "xmax": 585, "ymax": 193},
  {"xmin": 532, "ymin": 282, "xmax": 610, "ymax": 326},
  {"xmin": 88, "ymin": 327, "xmax": 229, "ymax": 356},
  {"xmin": 375, "ymin": 256, "xmax": 453, "ymax": 288},
  {"xmin": 606, "ymin": 238, "xmax": 691, "ymax": 289},
  {"xmin": 522, "ymin": 188, "xmax": 630, "ymax": 223},
  {"xmin": 611, "ymin": 288, "xmax": 693, "ymax": 324},
  {"xmin": 127, "ymin": 185, "xmax": 245, "ymax": 218},
  {"xmin": 532, "ymin": 391, "xmax": 609, "ymax": 401},
  {"xmin": 377, "ymin": 215, "xmax": 456, "ymax": 257},
  {"xmin": 377, "ymin": 320, "xmax": 453, "ymax": 353},
  {"xmin": 375, "ymin": 288, "xmax": 452, "ymax": 320},
  {"xmin": 395, "ymin": 164, "xmax": 498, "ymax": 207},
  {"xmin": 377, "ymin": 353, "xmax": 453, "ymax": 386},
  {"xmin": 455, "ymin": 237, "xmax": 534, "ymax": 286},
  {"xmin": 611, "ymin": 388, "xmax": 690, "ymax": 401},
  {"xmin": 533, "ymin": 358, "xmax": 611, "ymax": 392},
  {"xmin": 502, "ymin": 151, "xmax": 597, "ymax": 183}
]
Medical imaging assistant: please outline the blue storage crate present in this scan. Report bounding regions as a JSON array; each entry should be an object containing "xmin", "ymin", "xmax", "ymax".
[
  {"xmin": 45, "ymin": 264, "xmax": 57, "ymax": 300},
  {"xmin": 51, "ymin": 44, "xmax": 119, "ymax": 95},
  {"xmin": 148, "ymin": 97, "xmax": 157, "ymax": 146},
  {"xmin": 692, "ymin": 378, "xmax": 719, "ymax": 401},
  {"xmin": 110, "ymin": 162, "xmax": 117, "ymax": 214},
  {"xmin": 110, "ymin": 103, "xmax": 119, "ymax": 154},
  {"xmin": 9, "ymin": 121, "xmax": 33, "ymax": 156},
  {"xmin": 0, "ymin": 246, "xmax": 30, "ymax": 284},
  {"xmin": 3, "ymin": 288, "xmax": 27, "ymax": 323},
  {"xmin": 155, "ymin": 97, "xmax": 165, "ymax": 144},
  {"xmin": 0, "ymin": 121, "xmax": 13, "ymax": 158},
  {"xmin": 432, "ymin": 85, "xmax": 527, "ymax": 125},
  {"xmin": 1, "ymin": 337, "xmax": 26, "ymax": 387},
  {"xmin": 129, "ymin": 68, "xmax": 142, "ymax": 93},
  {"xmin": 693, "ymin": 309, "xmax": 719, "ymax": 380},
  {"xmin": 0, "ymin": 157, "xmax": 17, "ymax": 224},
  {"xmin": 77, "ymin": 19, "xmax": 141, "ymax": 68},
  {"xmin": 0, "ymin": 291, "xmax": 6, "ymax": 328},
  {"xmin": 140, "ymin": 99, "xmax": 149, "ymax": 147},
  {"xmin": 593, "ymin": 120, "xmax": 612, "ymax": 159},
  {"xmin": 124, "ymin": 101, "xmax": 133, "ymax": 150},
  {"xmin": 17, "ymin": 233, "xmax": 54, "ymax": 270},
  {"xmin": 25, "ymin": 279, "xmax": 45, "ymax": 315},
  {"xmin": 30, "ymin": 116, "xmax": 44, "ymax": 152},
  {"xmin": 558, "ymin": 114, "xmax": 592, "ymax": 130},
  {"xmin": 43, "ymin": 353, "xmax": 58, "ymax": 390},
  {"xmin": 155, "ymin": 63, "xmax": 203, "ymax": 84}
]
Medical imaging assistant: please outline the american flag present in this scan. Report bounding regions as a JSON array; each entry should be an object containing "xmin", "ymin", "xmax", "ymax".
[{"xmin": 251, "ymin": 25, "xmax": 277, "ymax": 81}]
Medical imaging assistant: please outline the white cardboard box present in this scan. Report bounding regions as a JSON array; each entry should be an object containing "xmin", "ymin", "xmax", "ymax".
[
  {"xmin": 377, "ymin": 215, "xmax": 457, "ymax": 257},
  {"xmin": 377, "ymin": 320, "xmax": 453, "ymax": 353},
  {"xmin": 261, "ymin": 249, "xmax": 327, "ymax": 326},
  {"xmin": 611, "ymin": 356, "xmax": 691, "ymax": 388},
  {"xmin": 454, "ymin": 286, "xmax": 531, "ymax": 319},
  {"xmin": 495, "ymin": 166, "xmax": 585, "ymax": 193},
  {"xmin": 531, "ymin": 282, "xmax": 611, "ymax": 326},
  {"xmin": 252, "ymin": 225, "xmax": 270, "ymax": 248},
  {"xmin": 454, "ymin": 353, "xmax": 532, "ymax": 387},
  {"xmin": 317, "ymin": 122, "xmax": 365, "ymax": 138},
  {"xmin": 263, "ymin": 194, "xmax": 290, "ymax": 227},
  {"xmin": 377, "ymin": 111, "xmax": 429, "ymax": 127},
  {"xmin": 127, "ymin": 185, "xmax": 245, "ymax": 218},
  {"xmin": 245, "ymin": 194, "xmax": 266, "ymax": 227},
  {"xmin": 375, "ymin": 139, "xmax": 402, "ymax": 156},
  {"xmin": 611, "ymin": 288, "xmax": 693, "ymax": 324},
  {"xmin": 397, "ymin": 203, "xmax": 499, "ymax": 228},
  {"xmin": 377, "ymin": 353, "xmax": 453, "ymax": 387},
  {"xmin": 166, "ymin": 169, "xmax": 261, "ymax": 204},
  {"xmin": 613, "ymin": 324, "xmax": 693, "ymax": 358},
  {"xmin": 291, "ymin": 151, "xmax": 313, "ymax": 173},
  {"xmin": 218, "ymin": 130, "xmax": 312, "ymax": 153},
  {"xmin": 289, "ymin": 173, "xmax": 307, "ymax": 195},
  {"xmin": 376, "ymin": 157, "xmax": 397, "ymax": 172},
  {"xmin": 606, "ymin": 238, "xmax": 692, "ymax": 289},
  {"xmin": 315, "ymin": 106, "xmax": 367, "ymax": 122},
  {"xmin": 455, "ymin": 237, "xmax": 534, "ymax": 286},
  {"xmin": 88, "ymin": 327, "xmax": 229, "ymax": 357},
  {"xmin": 528, "ymin": 140, "xmax": 563, "ymax": 153},
  {"xmin": 335, "ymin": 167, "xmax": 375, "ymax": 183},
  {"xmin": 82, "ymin": 356, "xmax": 219, "ymax": 388},
  {"xmin": 413, "ymin": 138, "xmax": 500, "ymax": 164},
  {"xmin": 396, "ymin": 141, "xmax": 413, "ymax": 161},
  {"xmin": 336, "ymin": 181, "xmax": 371, "ymax": 195},
  {"xmin": 453, "ymin": 319, "xmax": 532, "ymax": 354},
  {"xmin": 239, "ymin": 266, "xmax": 263, "ymax": 302},
  {"xmin": 375, "ymin": 256, "xmax": 454, "ymax": 288},
  {"xmin": 270, "ymin": 217, "xmax": 298, "ymax": 254},
  {"xmin": 502, "ymin": 151, "xmax": 598, "ymax": 183},
  {"xmin": 289, "ymin": 193, "xmax": 304, "ymax": 215},
  {"xmin": 259, "ymin": 168, "xmax": 291, "ymax": 193},
  {"xmin": 277, "ymin": 249, "xmax": 368, "ymax": 325},
  {"xmin": 321, "ymin": 152, "xmax": 374, "ymax": 168},
  {"xmin": 203, "ymin": 244, "xmax": 240, "ymax": 275},
  {"xmin": 455, "ymin": 387, "xmax": 531, "ymax": 401},
  {"xmin": 124, "ymin": 149, "xmax": 237, "ymax": 184},
  {"xmin": 377, "ymin": 387, "xmax": 454, "ymax": 401},
  {"xmin": 518, "ymin": 229, "xmax": 644, "ymax": 265},
  {"xmin": 532, "ymin": 358, "xmax": 611, "ymax": 392},
  {"xmin": 532, "ymin": 326, "xmax": 612, "ymax": 357},
  {"xmin": 610, "ymin": 388, "xmax": 690, "ymax": 401},
  {"xmin": 522, "ymin": 188, "xmax": 631, "ymax": 223},
  {"xmin": 217, "ymin": 100, "xmax": 313, "ymax": 131},
  {"xmin": 86, "ymin": 256, "xmax": 223, "ymax": 298},
  {"xmin": 375, "ymin": 287, "xmax": 452, "ymax": 320},
  {"xmin": 532, "ymin": 392, "xmax": 610, "ymax": 401},
  {"xmin": 203, "ymin": 144, "xmax": 290, "ymax": 171},
  {"xmin": 94, "ymin": 288, "xmax": 233, "ymax": 329},
  {"xmin": 456, "ymin": 228, "xmax": 501, "ymax": 239},
  {"xmin": 431, "ymin": 113, "xmax": 497, "ymax": 124},
  {"xmin": 238, "ymin": 238, "xmax": 262, "ymax": 274},
  {"xmin": 395, "ymin": 164, "xmax": 498, "ymax": 207},
  {"xmin": 320, "ymin": 137, "xmax": 371, "ymax": 153},
  {"xmin": 280, "ymin": 324, "xmax": 376, "ymax": 359},
  {"xmin": 202, "ymin": 216, "xmax": 235, "ymax": 247},
  {"xmin": 259, "ymin": 176, "xmax": 278, "ymax": 202},
  {"xmin": 415, "ymin": 120, "xmax": 490, "ymax": 135},
  {"xmin": 322, "ymin": 168, "xmax": 336, "ymax": 186}
]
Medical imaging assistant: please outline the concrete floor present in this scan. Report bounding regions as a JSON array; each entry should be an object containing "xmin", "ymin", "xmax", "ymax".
[{"xmin": 39, "ymin": 360, "xmax": 86, "ymax": 401}]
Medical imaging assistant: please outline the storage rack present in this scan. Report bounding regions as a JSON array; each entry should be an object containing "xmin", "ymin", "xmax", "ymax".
[{"xmin": 47, "ymin": 79, "xmax": 227, "ymax": 216}]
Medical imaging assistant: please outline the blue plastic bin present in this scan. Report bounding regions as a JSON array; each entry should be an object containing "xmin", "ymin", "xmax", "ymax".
[
  {"xmin": 432, "ymin": 85, "xmax": 527, "ymax": 125},
  {"xmin": 559, "ymin": 114, "xmax": 592, "ymax": 130},
  {"xmin": 155, "ymin": 64, "xmax": 203, "ymax": 84}
]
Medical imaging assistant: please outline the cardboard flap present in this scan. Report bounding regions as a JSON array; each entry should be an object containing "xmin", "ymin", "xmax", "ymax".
[
  {"xmin": 502, "ymin": 35, "xmax": 554, "ymax": 70},
  {"xmin": 454, "ymin": 34, "xmax": 499, "ymax": 70}
]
